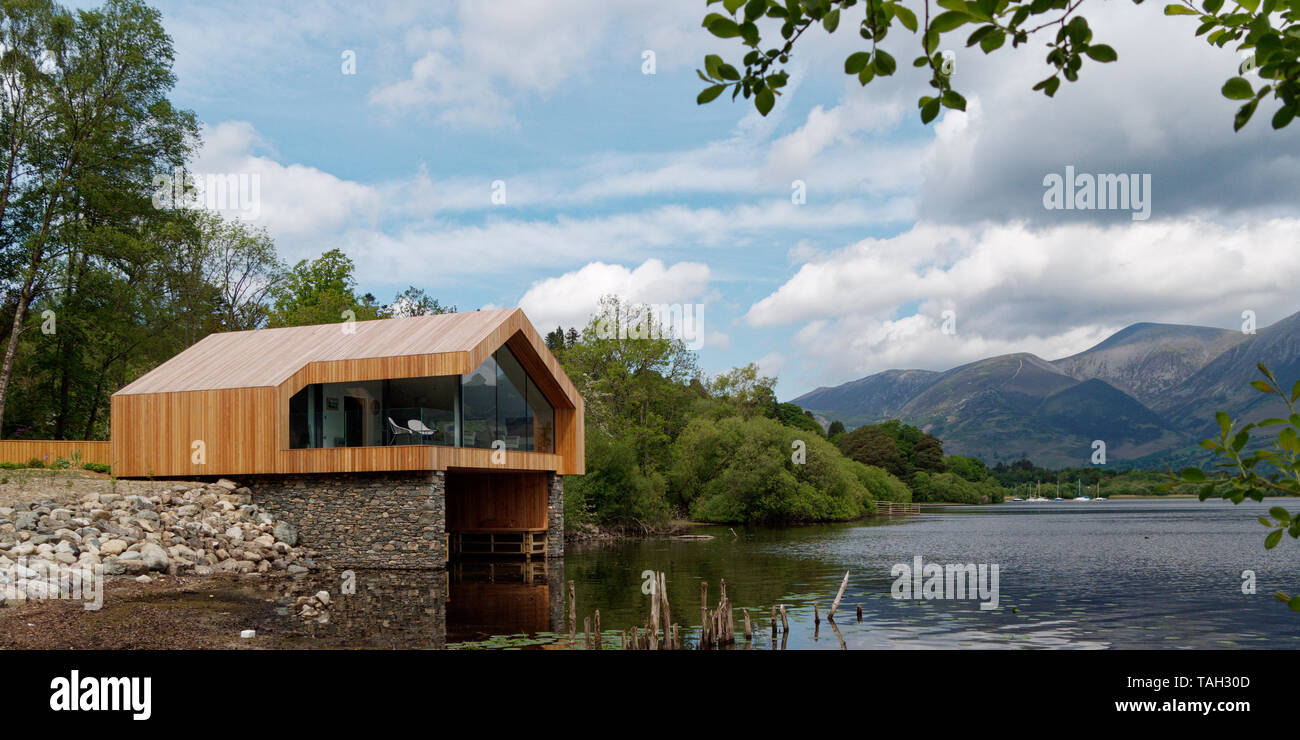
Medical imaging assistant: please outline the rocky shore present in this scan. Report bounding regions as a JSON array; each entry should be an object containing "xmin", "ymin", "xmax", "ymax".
[{"xmin": 0, "ymin": 478, "xmax": 319, "ymax": 604}]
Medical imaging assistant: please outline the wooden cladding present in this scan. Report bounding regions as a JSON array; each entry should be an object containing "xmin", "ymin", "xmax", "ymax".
[
  {"xmin": 0, "ymin": 440, "xmax": 111, "ymax": 466},
  {"xmin": 108, "ymin": 308, "xmax": 584, "ymax": 478},
  {"xmin": 446, "ymin": 471, "xmax": 548, "ymax": 531}
]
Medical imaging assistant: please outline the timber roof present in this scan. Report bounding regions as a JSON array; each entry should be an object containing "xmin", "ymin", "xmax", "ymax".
[{"xmin": 114, "ymin": 309, "xmax": 576, "ymax": 403}]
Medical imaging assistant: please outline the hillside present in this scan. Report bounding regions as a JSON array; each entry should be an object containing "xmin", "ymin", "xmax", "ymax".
[{"xmin": 791, "ymin": 311, "xmax": 1300, "ymax": 467}]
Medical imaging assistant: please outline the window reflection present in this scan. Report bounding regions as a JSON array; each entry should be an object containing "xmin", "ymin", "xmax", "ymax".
[{"xmin": 288, "ymin": 345, "xmax": 555, "ymax": 454}]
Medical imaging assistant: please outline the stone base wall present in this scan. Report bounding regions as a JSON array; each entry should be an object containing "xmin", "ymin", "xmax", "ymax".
[
  {"xmin": 249, "ymin": 471, "xmax": 445, "ymax": 569},
  {"xmin": 546, "ymin": 472, "xmax": 564, "ymax": 558}
]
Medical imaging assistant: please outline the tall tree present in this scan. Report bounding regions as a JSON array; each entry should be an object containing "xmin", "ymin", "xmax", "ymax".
[
  {"xmin": 267, "ymin": 247, "xmax": 379, "ymax": 328},
  {"xmin": 0, "ymin": 0, "xmax": 198, "ymax": 433}
]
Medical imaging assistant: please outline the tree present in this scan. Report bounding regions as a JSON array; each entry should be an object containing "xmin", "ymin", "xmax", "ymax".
[
  {"xmin": 193, "ymin": 213, "xmax": 283, "ymax": 331},
  {"xmin": 0, "ymin": 0, "xmax": 198, "ymax": 434},
  {"xmin": 382, "ymin": 286, "xmax": 455, "ymax": 318},
  {"xmin": 839, "ymin": 424, "xmax": 908, "ymax": 479},
  {"xmin": 696, "ymin": 0, "xmax": 1299, "ymax": 131},
  {"xmin": 267, "ymin": 248, "xmax": 379, "ymax": 328},
  {"xmin": 708, "ymin": 362, "xmax": 777, "ymax": 418},
  {"xmin": 1169, "ymin": 363, "xmax": 1300, "ymax": 610},
  {"xmin": 828, "ymin": 420, "xmax": 847, "ymax": 436},
  {"xmin": 562, "ymin": 295, "xmax": 699, "ymax": 476},
  {"xmin": 545, "ymin": 326, "xmax": 566, "ymax": 351}
]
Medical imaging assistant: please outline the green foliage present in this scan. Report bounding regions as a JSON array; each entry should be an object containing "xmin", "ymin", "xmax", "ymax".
[
  {"xmin": 697, "ymin": 0, "xmax": 1299, "ymax": 130},
  {"xmin": 912, "ymin": 469, "xmax": 1006, "ymax": 503},
  {"xmin": 1168, "ymin": 363, "xmax": 1300, "ymax": 609},
  {"xmin": 268, "ymin": 248, "xmax": 380, "ymax": 328},
  {"xmin": 946, "ymin": 454, "xmax": 989, "ymax": 482},
  {"xmin": 668, "ymin": 415, "xmax": 891, "ymax": 523},
  {"xmin": 774, "ymin": 401, "xmax": 826, "ymax": 436},
  {"xmin": 382, "ymin": 286, "xmax": 455, "ymax": 318},
  {"xmin": 82, "ymin": 462, "xmax": 111, "ymax": 474},
  {"xmin": 827, "ymin": 420, "xmax": 847, "ymax": 436},
  {"xmin": 838, "ymin": 419, "xmax": 945, "ymax": 481},
  {"xmin": 564, "ymin": 429, "xmax": 670, "ymax": 531}
]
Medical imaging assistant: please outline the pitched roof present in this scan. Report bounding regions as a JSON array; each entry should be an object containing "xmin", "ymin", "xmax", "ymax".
[{"xmin": 116, "ymin": 308, "xmax": 531, "ymax": 395}]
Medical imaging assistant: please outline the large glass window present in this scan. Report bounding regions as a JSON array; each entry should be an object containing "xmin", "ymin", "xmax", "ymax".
[
  {"xmin": 287, "ymin": 345, "xmax": 557, "ymax": 452},
  {"xmin": 460, "ymin": 353, "xmax": 497, "ymax": 448}
]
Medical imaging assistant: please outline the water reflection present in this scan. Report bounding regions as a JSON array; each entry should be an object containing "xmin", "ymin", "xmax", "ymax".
[{"xmin": 249, "ymin": 498, "xmax": 1300, "ymax": 650}]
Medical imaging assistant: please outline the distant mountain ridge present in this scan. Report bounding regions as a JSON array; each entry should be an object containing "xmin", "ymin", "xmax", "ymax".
[{"xmin": 792, "ymin": 312, "xmax": 1300, "ymax": 468}]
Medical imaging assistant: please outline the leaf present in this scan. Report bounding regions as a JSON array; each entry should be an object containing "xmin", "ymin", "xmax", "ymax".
[
  {"xmin": 1182, "ymin": 467, "xmax": 1207, "ymax": 481},
  {"xmin": 823, "ymin": 8, "xmax": 840, "ymax": 31},
  {"xmin": 930, "ymin": 11, "xmax": 973, "ymax": 33},
  {"xmin": 1274, "ymin": 105, "xmax": 1296, "ymax": 130},
  {"xmin": 1293, "ymin": 378, "xmax": 1300, "ymax": 402},
  {"xmin": 873, "ymin": 49, "xmax": 897, "ymax": 76},
  {"xmin": 894, "ymin": 4, "xmax": 919, "ymax": 31},
  {"xmin": 707, "ymin": 17, "xmax": 743, "ymax": 38},
  {"xmin": 755, "ymin": 86, "xmax": 775, "ymax": 115},
  {"xmin": 1203, "ymin": 0, "xmax": 1224, "ymax": 11},
  {"xmin": 845, "ymin": 51, "xmax": 872, "ymax": 74},
  {"xmin": 1032, "ymin": 76, "xmax": 1060, "ymax": 97},
  {"xmin": 980, "ymin": 28, "xmax": 1006, "ymax": 52},
  {"xmin": 1221, "ymin": 76, "xmax": 1254, "ymax": 99},
  {"xmin": 1250, "ymin": 379, "xmax": 1278, "ymax": 393},
  {"xmin": 920, "ymin": 96, "xmax": 941, "ymax": 123},
  {"xmin": 1268, "ymin": 506, "xmax": 1291, "ymax": 522},
  {"xmin": 1289, "ymin": 595, "xmax": 1300, "ymax": 612},
  {"xmin": 1265, "ymin": 527, "xmax": 1283, "ymax": 549},
  {"xmin": 1163, "ymin": 3, "xmax": 1199, "ymax": 13},
  {"xmin": 697, "ymin": 84, "xmax": 727, "ymax": 104},
  {"xmin": 1084, "ymin": 44, "xmax": 1117, "ymax": 62},
  {"xmin": 942, "ymin": 89, "xmax": 967, "ymax": 110},
  {"xmin": 704, "ymin": 54, "xmax": 724, "ymax": 79},
  {"xmin": 1216, "ymin": 410, "xmax": 1232, "ymax": 435},
  {"xmin": 1234, "ymin": 100, "xmax": 1258, "ymax": 131}
]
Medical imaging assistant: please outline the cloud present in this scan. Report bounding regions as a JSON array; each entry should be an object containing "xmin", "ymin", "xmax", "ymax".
[
  {"xmin": 516, "ymin": 259, "xmax": 712, "ymax": 333},
  {"xmin": 912, "ymin": 1, "xmax": 1300, "ymax": 224},
  {"xmin": 751, "ymin": 217, "xmax": 1300, "ymax": 384}
]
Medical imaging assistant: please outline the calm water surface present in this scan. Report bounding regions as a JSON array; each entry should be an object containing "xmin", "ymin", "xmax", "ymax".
[
  {"xmin": 453, "ymin": 498, "xmax": 1300, "ymax": 649},
  {"xmin": 271, "ymin": 498, "xmax": 1300, "ymax": 649}
]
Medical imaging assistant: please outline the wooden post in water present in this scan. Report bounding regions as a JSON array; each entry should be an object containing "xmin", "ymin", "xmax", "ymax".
[
  {"xmin": 856, "ymin": 603, "xmax": 863, "ymax": 622},
  {"xmin": 658, "ymin": 571, "xmax": 671, "ymax": 631},
  {"xmin": 780, "ymin": 604, "xmax": 788, "ymax": 633},
  {"xmin": 743, "ymin": 609, "xmax": 752, "ymax": 640},
  {"xmin": 814, "ymin": 603, "xmax": 820, "ymax": 625},
  {"xmin": 584, "ymin": 615, "xmax": 592, "ymax": 649},
  {"xmin": 700, "ymin": 581, "xmax": 708, "ymax": 637},
  {"xmin": 594, "ymin": 610, "xmax": 601, "ymax": 650},
  {"xmin": 828, "ymin": 570, "xmax": 850, "ymax": 621},
  {"xmin": 649, "ymin": 576, "xmax": 661, "ymax": 646},
  {"xmin": 568, "ymin": 580, "xmax": 576, "ymax": 639},
  {"xmin": 770, "ymin": 605, "xmax": 778, "ymax": 636}
]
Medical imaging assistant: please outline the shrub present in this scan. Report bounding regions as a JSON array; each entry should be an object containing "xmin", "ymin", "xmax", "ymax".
[
  {"xmin": 82, "ymin": 462, "xmax": 111, "ymax": 474},
  {"xmin": 668, "ymin": 415, "xmax": 908, "ymax": 524},
  {"xmin": 25, "ymin": 458, "xmax": 45, "ymax": 469}
]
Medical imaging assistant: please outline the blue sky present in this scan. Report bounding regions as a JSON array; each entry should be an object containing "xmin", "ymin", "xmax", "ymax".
[{"xmin": 124, "ymin": 0, "xmax": 1300, "ymax": 399}]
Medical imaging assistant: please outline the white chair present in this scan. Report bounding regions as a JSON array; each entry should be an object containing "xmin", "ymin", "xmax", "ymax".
[
  {"xmin": 387, "ymin": 417, "xmax": 414, "ymax": 445},
  {"xmin": 407, "ymin": 419, "xmax": 437, "ymax": 442}
]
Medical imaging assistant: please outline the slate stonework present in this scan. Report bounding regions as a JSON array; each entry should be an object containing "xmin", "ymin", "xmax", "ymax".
[
  {"xmin": 249, "ymin": 471, "xmax": 446, "ymax": 569},
  {"xmin": 546, "ymin": 472, "xmax": 564, "ymax": 558}
]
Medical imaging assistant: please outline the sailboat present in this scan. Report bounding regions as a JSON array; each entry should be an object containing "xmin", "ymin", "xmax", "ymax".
[{"xmin": 1075, "ymin": 478, "xmax": 1091, "ymax": 501}]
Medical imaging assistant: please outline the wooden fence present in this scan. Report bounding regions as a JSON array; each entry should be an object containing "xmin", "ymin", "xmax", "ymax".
[
  {"xmin": 875, "ymin": 500, "xmax": 921, "ymax": 516},
  {"xmin": 0, "ymin": 440, "xmax": 112, "ymax": 466}
]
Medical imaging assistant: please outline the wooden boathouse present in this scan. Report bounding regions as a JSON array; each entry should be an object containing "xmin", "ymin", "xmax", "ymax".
[{"xmin": 104, "ymin": 308, "xmax": 584, "ymax": 566}]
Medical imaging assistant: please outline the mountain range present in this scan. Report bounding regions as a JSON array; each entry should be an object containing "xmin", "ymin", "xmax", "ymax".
[{"xmin": 792, "ymin": 311, "xmax": 1300, "ymax": 468}]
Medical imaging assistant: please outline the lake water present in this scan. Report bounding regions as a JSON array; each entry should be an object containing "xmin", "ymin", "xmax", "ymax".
[{"xmin": 269, "ymin": 498, "xmax": 1300, "ymax": 649}]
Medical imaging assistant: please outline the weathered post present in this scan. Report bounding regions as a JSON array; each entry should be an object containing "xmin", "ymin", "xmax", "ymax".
[
  {"xmin": 828, "ymin": 570, "xmax": 850, "ymax": 621},
  {"xmin": 743, "ymin": 609, "xmax": 753, "ymax": 640}
]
